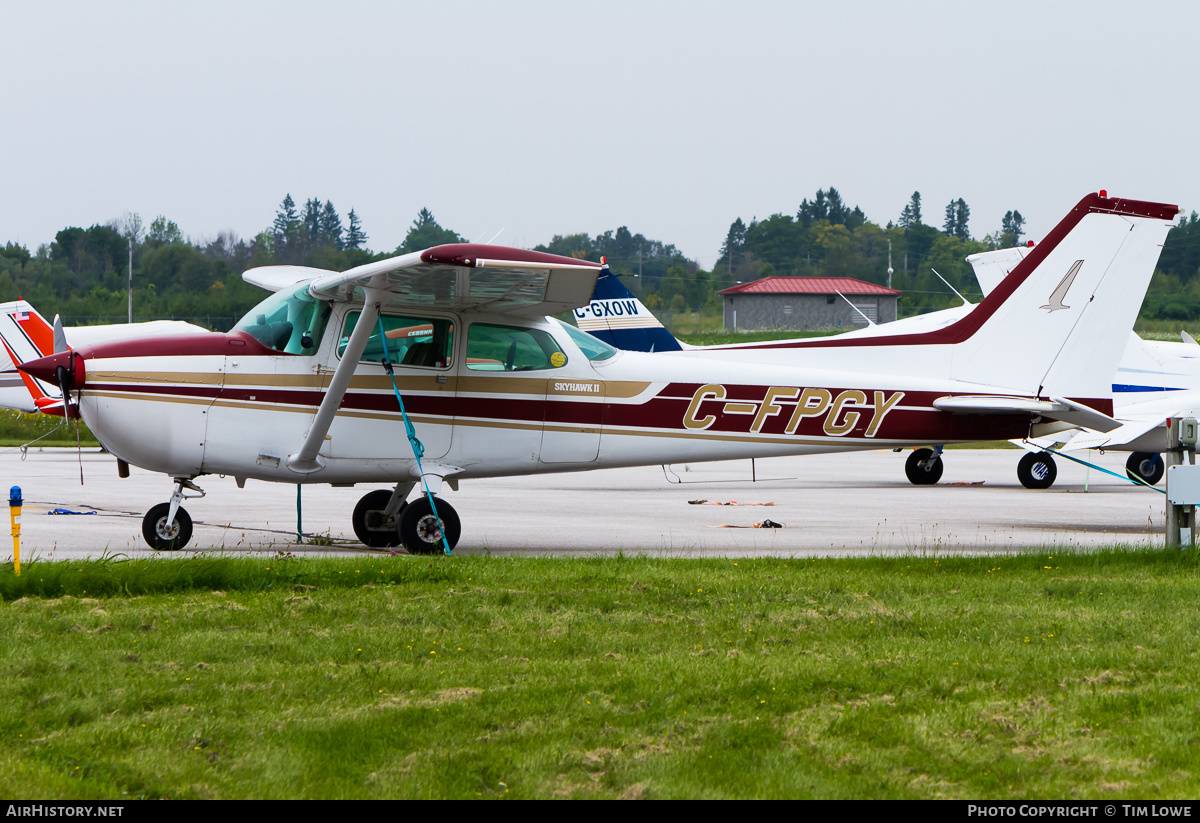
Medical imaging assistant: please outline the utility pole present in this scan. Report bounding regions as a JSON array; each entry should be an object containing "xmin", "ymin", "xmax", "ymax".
[
  {"xmin": 1166, "ymin": 417, "xmax": 1199, "ymax": 548},
  {"xmin": 127, "ymin": 235, "xmax": 133, "ymax": 323},
  {"xmin": 887, "ymin": 239, "xmax": 893, "ymax": 290}
]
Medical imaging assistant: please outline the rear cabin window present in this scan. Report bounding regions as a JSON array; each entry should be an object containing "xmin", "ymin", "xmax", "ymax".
[
  {"xmin": 466, "ymin": 323, "xmax": 566, "ymax": 371},
  {"xmin": 339, "ymin": 312, "xmax": 454, "ymax": 369}
]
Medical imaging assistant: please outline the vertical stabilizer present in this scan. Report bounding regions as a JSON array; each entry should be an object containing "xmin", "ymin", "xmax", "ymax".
[
  {"xmin": 949, "ymin": 194, "xmax": 1176, "ymax": 403},
  {"xmin": 572, "ymin": 268, "xmax": 683, "ymax": 352}
]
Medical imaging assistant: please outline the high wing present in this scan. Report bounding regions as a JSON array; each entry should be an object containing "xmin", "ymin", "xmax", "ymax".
[{"xmin": 246, "ymin": 244, "xmax": 604, "ymax": 319}]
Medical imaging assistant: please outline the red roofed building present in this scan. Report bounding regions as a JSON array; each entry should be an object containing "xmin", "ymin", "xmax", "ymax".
[{"xmin": 718, "ymin": 276, "xmax": 901, "ymax": 331}]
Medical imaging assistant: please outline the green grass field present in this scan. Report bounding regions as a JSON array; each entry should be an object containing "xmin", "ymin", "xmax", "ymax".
[
  {"xmin": 0, "ymin": 411, "xmax": 99, "ymax": 448},
  {"xmin": 1, "ymin": 550, "xmax": 1198, "ymax": 799}
]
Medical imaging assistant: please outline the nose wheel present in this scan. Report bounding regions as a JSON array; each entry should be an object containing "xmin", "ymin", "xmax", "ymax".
[
  {"xmin": 142, "ymin": 503, "xmax": 193, "ymax": 551},
  {"xmin": 141, "ymin": 477, "xmax": 204, "ymax": 551}
]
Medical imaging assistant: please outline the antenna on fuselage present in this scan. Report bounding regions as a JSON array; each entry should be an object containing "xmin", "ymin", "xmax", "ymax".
[
  {"xmin": 472, "ymin": 229, "xmax": 506, "ymax": 245},
  {"xmin": 835, "ymin": 291, "xmax": 876, "ymax": 326},
  {"xmin": 930, "ymin": 268, "xmax": 973, "ymax": 306}
]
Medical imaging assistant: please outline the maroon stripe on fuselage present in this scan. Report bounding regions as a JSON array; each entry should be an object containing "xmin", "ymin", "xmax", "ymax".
[
  {"xmin": 77, "ymin": 331, "xmax": 279, "ymax": 361},
  {"xmin": 708, "ymin": 193, "xmax": 1179, "ymax": 352}
]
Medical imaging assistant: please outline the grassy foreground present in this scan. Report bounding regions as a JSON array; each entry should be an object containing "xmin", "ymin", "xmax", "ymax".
[{"xmin": 1, "ymin": 550, "xmax": 1198, "ymax": 800}]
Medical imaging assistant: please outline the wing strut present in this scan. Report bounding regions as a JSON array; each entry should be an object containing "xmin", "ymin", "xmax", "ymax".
[
  {"xmin": 286, "ymin": 291, "xmax": 383, "ymax": 474},
  {"xmin": 376, "ymin": 315, "xmax": 453, "ymax": 556}
]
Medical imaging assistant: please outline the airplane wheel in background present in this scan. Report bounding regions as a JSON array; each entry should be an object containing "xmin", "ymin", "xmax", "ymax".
[
  {"xmin": 1017, "ymin": 451, "xmax": 1057, "ymax": 490},
  {"xmin": 904, "ymin": 448, "xmax": 943, "ymax": 485},
  {"xmin": 352, "ymin": 489, "xmax": 404, "ymax": 548},
  {"xmin": 142, "ymin": 503, "xmax": 193, "ymax": 551},
  {"xmin": 399, "ymin": 497, "xmax": 461, "ymax": 555},
  {"xmin": 1126, "ymin": 452, "xmax": 1165, "ymax": 486}
]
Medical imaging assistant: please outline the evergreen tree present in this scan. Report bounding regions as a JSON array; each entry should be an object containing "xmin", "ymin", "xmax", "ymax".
[
  {"xmin": 1000, "ymin": 210, "xmax": 1025, "ymax": 246},
  {"xmin": 953, "ymin": 198, "xmax": 970, "ymax": 241},
  {"xmin": 826, "ymin": 188, "xmax": 847, "ymax": 225},
  {"xmin": 272, "ymin": 194, "xmax": 299, "ymax": 261},
  {"xmin": 899, "ymin": 192, "xmax": 922, "ymax": 233},
  {"xmin": 302, "ymin": 198, "xmax": 322, "ymax": 252},
  {"xmin": 319, "ymin": 200, "xmax": 343, "ymax": 250},
  {"xmin": 943, "ymin": 198, "xmax": 970, "ymax": 240},
  {"xmin": 943, "ymin": 201, "xmax": 957, "ymax": 236},
  {"xmin": 798, "ymin": 187, "xmax": 864, "ymax": 229},
  {"xmin": 718, "ymin": 218, "xmax": 746, "ymax": 270},
  {"xmin": 397, "ymin": 208, "xmax": 464, "ymax": 254},
  {"xmin": 345, "ymin": 209, "xmax": 366, "ymax": 251}
]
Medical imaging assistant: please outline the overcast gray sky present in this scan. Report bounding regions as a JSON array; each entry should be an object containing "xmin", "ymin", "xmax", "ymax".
[{"xmin": 3, "ymin": 0, "xmax": 1197, "ymax": 269}]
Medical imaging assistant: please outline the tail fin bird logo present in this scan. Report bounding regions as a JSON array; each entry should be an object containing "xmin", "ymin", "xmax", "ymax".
[{"xmin": 1041, "ymin": 260, "xmax": 1084, "ymax": 312}]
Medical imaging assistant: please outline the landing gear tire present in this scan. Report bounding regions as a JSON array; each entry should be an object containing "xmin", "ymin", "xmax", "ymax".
[
  {"xmin": 142, "ymin": 503, "xmax": 193, "ymax": 551},
  {"xmin": 399, "ymin": 497, "xmax": 460, "ymax": 555},
  {"xmin": 352, "ymin": 490, "xmax": 404, "ymax": 548},
  {"xmin": 1126, "ymin": 452, "xmax": 1165, "ymax": 486},
  {"xmin": 1017, "ymin": 451, "xmax": 1057, "ymax": 490},
  {"xmin": 905, "ymin": 448, "xmax": 943, "ymax": 485}
]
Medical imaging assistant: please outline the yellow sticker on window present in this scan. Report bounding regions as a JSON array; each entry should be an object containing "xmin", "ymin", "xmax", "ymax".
[{"xmin": 550, "ymin": 351, "xmax": 566, "ymax": 368}]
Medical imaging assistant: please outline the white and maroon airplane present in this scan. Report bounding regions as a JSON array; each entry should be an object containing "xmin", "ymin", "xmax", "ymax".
[{"xmin": 18, "ymin": 192, "xmax": 1178, "ymax": 553}]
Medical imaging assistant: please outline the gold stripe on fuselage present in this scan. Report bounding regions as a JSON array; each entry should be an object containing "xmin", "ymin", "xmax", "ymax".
[{"xmin": 89, "ymin": 369, "xmax": 649, "ymax": 398}]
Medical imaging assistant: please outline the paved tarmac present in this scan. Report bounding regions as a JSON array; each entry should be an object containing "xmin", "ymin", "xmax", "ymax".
[{"xmin": 0, "ymin": 446, "xmax": 1168, "ymax": 560}]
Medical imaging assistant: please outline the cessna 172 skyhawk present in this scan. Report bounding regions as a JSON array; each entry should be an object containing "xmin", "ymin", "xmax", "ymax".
[{"xmin": 18, "ymin": 192, "xmax": 1178, "ymax": 553}]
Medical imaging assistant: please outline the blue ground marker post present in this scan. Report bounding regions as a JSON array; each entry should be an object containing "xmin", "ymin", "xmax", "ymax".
[{"xmin": 9, "ymin": 486, "xmax": 21, "ymax": 576}]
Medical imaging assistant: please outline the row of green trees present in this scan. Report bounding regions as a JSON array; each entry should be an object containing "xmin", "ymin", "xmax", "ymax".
[{"xmin": 2, "ymin": 189, "xmax": 1198, "ymax": 330}]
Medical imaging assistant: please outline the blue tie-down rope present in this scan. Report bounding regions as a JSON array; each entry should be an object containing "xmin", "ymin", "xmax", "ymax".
[
  {"xmin": 1042, "ymin": 447, "xmax": 1167, "ymax": 494},
  {"xmin": 376, "ymin": 316, "xmax": 452, "ymax": 555}
]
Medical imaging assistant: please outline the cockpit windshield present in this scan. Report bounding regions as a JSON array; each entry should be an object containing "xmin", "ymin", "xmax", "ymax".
[{"xmin": 233, "ymin": 285, "xmax": 332, "ymax": 355}]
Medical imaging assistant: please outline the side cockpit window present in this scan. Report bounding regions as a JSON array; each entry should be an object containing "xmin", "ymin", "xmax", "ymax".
[
  {"xmin": 339, "ymin": 312, "xmax": 455, "ymax": 369},
  {"xmin": 466, "ymin": 323, "xmax": 566, "ymax": 371},
  {"xmin": 234, "ymin": 286, "xmax": 332, "ymax": 355}
]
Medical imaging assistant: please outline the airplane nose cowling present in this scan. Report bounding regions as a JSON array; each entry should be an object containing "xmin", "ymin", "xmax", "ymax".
[{"xmin": 19, "ymin": 350, "xmax": 86, "ymax": 390}]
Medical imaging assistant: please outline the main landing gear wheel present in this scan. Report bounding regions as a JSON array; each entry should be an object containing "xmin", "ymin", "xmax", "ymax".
[
  {"xmin": 905, "ymin": 448, "xmax": 943, "ymax": 485},
  {"xmin": 352, "ymin": 490, "xmax": 404, "ymax": 548},
  {"xmin": 1126, "ymin": 452, "xmax": 1165, "ymax": 486},
  {"xmin": 399, "ymin": 497, "xmax": 460, "ymax": 555},
  {"xmin": 1017, "ymin": 451, "xmax": 1057, "ymax": 489},
  {"xmin": 142, "ymin": 503, "xmax": 193, "ymax": 551}
]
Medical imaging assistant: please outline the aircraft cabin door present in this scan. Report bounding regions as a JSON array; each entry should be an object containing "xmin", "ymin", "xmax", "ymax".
[
  {"xmin": 328, "ymin": 309, "xmax": 455, "ymax": 463},
  {"xmin": 543, "ymin": 377, "xmax": 603, "ymax": 463}
]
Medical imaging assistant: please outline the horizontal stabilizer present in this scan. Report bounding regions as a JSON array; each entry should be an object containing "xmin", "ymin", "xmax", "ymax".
[
  {"xmin": 934, "ymin": 394, "xmax": 1119, "ymax": 431},
  {"xmin": 1064, "ymin": 417, "xmax": 1165, "ymax": 451}
]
